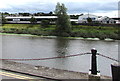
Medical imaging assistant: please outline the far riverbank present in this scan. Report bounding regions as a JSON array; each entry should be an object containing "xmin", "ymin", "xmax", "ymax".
[
  {"xmin": 1, "ymin": 24, "xmax": 119, "ymax": 40},
  {"xmin": 0, "ymin": 33, "xmax": 117, "ymax": 41}
]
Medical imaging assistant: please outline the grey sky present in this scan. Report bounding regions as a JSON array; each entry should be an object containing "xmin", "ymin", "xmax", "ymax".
[{"xmin": 0, "ymin": 0, "xmax": 119, "ymax": 17}]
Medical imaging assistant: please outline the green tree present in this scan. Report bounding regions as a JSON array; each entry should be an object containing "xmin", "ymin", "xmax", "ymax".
[
  {"xmin": 54, "ymin": 2, "xmax": 71, "ymax": 36},
  {"xmin": 1, "ymin": 13, "xmax": 7, "ymax": 25},
  {"xmin": 49, "ymin": 11, "xmax": 53, "ymax": 16},
  {"xmin": 41, "ymin": 20, "xmax": 50, "ymax": 28},
  {"xmin": 30, "ymin": 16, "xmax": 37, "ymax": 24},
  {"xmin": 87, "ymin": 17, "xmax": 92, "ymax": 23}
]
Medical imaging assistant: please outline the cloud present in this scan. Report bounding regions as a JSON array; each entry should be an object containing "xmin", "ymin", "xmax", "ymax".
[
  {"xmin": 0, "ymin": 0, "xmax": 118, "ymax": 17},
  {"xmin": 0, "ymin": 1, "xmax": 55, "ymax": 13},
  {"xmin": 65, "ymin": 1, "xmax": 117, "ymax": 14}
]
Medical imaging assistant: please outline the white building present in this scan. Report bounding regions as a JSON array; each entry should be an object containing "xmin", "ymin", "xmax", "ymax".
[
  {"xmin": 111, "ymin": 17, "xmax": 120, "ymax": 24},
  {"xmin": 98, "ymin": 16, "xmax": 116, "ymax": 24},
  {"xmin": 78, "ymin": 14, "xmax": 98, "ymax": 23},
  {"xmin": 78, "ymin": 14, "xmax": 116, "ymax": 24}
]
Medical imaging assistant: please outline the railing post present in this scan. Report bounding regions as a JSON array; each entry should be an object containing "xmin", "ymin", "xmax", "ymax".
[
  {"xmin": 111, "ymin": 63, "xmax": 120, "ymax": 81},
  {"xmin": 89, "ymin": 48, "xmax": 100, "ymax": 80},
  {"xmin": 91, "ymin": 48, "xmax": 97, "ymax": 75}
]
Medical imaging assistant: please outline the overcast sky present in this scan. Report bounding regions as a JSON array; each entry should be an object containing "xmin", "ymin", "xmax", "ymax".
[{"xmin": 0, "ymin": 0, "xmax": 119, "ymax": 17}]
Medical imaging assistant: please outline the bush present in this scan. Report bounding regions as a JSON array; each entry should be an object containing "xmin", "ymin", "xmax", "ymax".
[
  {"xmin": 41, "ymin": 20, "xmax": 50, "ymax": 28},
  {"xmin": 71, "ymin": 21, "xmax": 76, "ymax": 25}
]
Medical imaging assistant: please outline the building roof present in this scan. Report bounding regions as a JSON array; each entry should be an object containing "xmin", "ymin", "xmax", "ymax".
[
  {"xmin": 5, "ymin": 16, "xmax": 57, "ymax": 19},
  {"xmin": 5, "ymin": 16, "xmax": 78, "ymax": 22},
  {"xmin": 98, "ymin": 16, "xmax": 109, "ymax": 20},
  {"xmin": 79, "ymin": 14, "xmax": 98, "ymax": 18},
  {"xmin": 78, "ymin": 14, "xmax": 98, "ymax": 20}
]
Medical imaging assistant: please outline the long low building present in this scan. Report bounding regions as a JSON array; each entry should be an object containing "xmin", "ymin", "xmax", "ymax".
[
  {"xmin": 5, "ymin": 16, "xmax": 57, "ymax": 23},
  {"xmin": 5, "ymin": 16, "xmax": 78, "ymax": 24}
]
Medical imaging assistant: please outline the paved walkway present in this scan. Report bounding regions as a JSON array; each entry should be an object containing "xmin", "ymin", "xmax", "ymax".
[{"xmin": 0, "ymin": 60, "xmax": 112, "ymax": 80}]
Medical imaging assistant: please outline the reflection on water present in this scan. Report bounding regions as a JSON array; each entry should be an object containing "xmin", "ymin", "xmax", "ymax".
[
  {"xmin": 55, "ymin": 37, "xmax": 69, "ymax": 57},
  {"xmin": 1, "ymin": 35, "xmax": 118, "ymax": 76}
]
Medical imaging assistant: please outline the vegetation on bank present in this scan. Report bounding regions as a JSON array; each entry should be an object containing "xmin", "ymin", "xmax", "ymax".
[{"xmin": 0, "ymin": 24, "xmax": 119, "ymax": 40}]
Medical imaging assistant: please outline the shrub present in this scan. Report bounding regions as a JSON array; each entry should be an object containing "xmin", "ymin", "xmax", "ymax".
[
  {"xmin": 71, "ymin": 21, "xmax": 76, "ymax": 25},
  {"xmin": 41, "ymin": 20, "xmax": 50, "ymax": 28}
]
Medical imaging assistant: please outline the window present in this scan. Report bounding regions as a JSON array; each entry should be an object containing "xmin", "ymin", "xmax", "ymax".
[
  {"xmin": 7, "ymin": 19, "xmax": 12, "ymax": 21},
  {"xmin": 107, "ymin": 21, "xmax": 109, "ymax": 24},
  {"xmin": 20, "ymin": 19, "xmax": 29, "ymax": 21},
  {"xmin": 91, "ymin": 18, "xmax": 96, "ymax": 20}
]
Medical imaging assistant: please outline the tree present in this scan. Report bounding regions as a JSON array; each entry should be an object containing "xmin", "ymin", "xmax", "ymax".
[
  {"xmin": 30, "ymin": 16, "xmax": 37, "ymax": 24},
  {"xmin": 4, "ymin": 12, "xmax": 9, "ymax": 16},
  {"xmin": 41, "ymin": 20, "xmax": 50, "ymax": 28},
  {"xmin": 87, "ymin": 17, "xmax": 92, "ymax": 23},
  {"xmin": 54, "ymin": 2, "xmax": 71, "ymax": 36},
  {"xmin": 49, "ymin": 12, "xmax": 53, "ymax": 16},
  {"xmin": 1, "ymin": 13, "xmax": 7, "ymax": 25},
  {"xmin": 71, "ymin": 21, "xmax": 76, "ymax": 25}
]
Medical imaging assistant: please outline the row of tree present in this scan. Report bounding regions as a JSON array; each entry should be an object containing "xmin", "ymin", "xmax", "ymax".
[
  {"xmin": 1, "ymin": 12, "xmax": 83, "ymax": 19},
  {"xmin": 18, "ymin": 12, "xmax": 55, "ymax": 16},
  {"xmin": 1, "ymin": 12, "xmax": 55, "ymax": 16}
]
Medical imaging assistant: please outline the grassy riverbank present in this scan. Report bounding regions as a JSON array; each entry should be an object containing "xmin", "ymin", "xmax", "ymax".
[{"xmin": 0, "ymin": 24, "xmax": 119, "ymax": 40}]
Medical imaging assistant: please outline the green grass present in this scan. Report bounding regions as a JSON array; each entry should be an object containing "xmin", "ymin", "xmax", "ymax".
[
  {"xmin": 71, "ymin": 25, "xmax": 118, "ymax": 40},
  {"xmin": 0, "ymin": 24, "xmax": 119, "ymax": 40}
]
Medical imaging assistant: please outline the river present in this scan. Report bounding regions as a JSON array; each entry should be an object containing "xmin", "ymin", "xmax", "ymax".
[{"xmin": 0, "ymin": 34, "xmax": 118, "ymax": 76}]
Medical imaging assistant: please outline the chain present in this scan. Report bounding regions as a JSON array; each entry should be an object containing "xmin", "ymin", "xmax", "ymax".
[
  {"xmin": 0, "ymin": 52, "xmax": 119, "ymax": 62},
  {"xmin": 97, "ymin": 53, "xmax": 119, "ymax": 62},
  {"xmin": 0, "ymin": 52, "xmax": 91, "ymax": 61}
]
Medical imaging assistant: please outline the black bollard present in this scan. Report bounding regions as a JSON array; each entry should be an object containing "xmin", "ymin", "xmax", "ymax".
[
  {"xmin": 91, "ymin": 48, "xmax": 97, "ymax": 75},
  {"xmin": 111, "ymin": 64, "xmax": 120, "ymax": 81}
]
